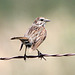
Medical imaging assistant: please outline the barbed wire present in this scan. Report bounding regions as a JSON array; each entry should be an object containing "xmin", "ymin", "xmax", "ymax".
[{"xmin": 0, "ymin": 53, "xmax": 75, "ymax": 60}]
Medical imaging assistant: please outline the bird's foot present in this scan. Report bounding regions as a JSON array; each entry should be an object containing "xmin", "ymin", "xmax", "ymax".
[
  {"xmin": 38, "ymin": 51, "xmax": 46, "ymax": 61},
  {"xmin": 24, "ymin": 54, "xmax": 27, "ymax": 61}
]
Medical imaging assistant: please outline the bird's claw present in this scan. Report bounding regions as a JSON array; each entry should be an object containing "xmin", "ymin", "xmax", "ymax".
[{"xmin": 38, "ymin": 52, "xmax": 46, "ymax": 61}]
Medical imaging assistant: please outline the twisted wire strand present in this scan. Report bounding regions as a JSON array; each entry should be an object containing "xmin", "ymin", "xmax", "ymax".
[{"xmin": 0, "ymin": 53, "xmax": 75, "ymax": 60}]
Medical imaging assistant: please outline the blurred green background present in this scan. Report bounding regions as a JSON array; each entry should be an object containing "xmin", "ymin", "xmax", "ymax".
[{"xmin": 0, "ymin": 0, "xmax": 75, "ymax": 75}]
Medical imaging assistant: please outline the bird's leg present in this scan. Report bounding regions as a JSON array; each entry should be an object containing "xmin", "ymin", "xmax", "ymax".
[
  {"xmin": 24, "ymin": 46, "xmax": 27, "ymax": 60},
  {"xmin": 36, "ymin": 49, "xmax": 46, "ymax": 60}
]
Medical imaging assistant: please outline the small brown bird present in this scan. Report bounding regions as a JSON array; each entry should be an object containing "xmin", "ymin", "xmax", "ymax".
[{"xmin": 11, "ymin": 17, "xmax": 50, "ymax": 60}]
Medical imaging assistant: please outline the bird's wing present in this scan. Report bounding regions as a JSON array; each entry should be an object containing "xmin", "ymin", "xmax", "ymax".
[
  {"xmin": 31, "ymin": 27, "xmax": 47, "ymax": 50},
  {"xmin": 24, "ymin": 26, "xmax": 42, "ymax": 42}
]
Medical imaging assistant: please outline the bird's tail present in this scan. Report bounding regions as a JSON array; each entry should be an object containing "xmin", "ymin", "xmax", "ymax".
[
  {"xmin": 11, "ymin": 36, "xmax": 29, "ymax": 51},
  {"xmin": 20, "ymin": 43, "xmax": 24, "ymax": 51},
  {"xmin": 11, "ymin": 37, "xmax": 28, "ymax": 40}
]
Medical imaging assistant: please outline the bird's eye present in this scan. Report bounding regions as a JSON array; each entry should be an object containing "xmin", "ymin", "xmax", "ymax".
[{"xmin": 40, "ymin": 19, "xmax": 44, "ymax": 21}]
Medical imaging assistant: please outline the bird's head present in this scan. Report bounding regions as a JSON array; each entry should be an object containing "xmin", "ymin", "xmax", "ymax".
[{"xmin": 33, "ymin": 17, "xmax": 50, "ymax": 26}]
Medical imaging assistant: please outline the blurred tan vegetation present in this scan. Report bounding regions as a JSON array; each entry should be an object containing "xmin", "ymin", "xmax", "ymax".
[{"xmin": 0, "ymin": 0, "xmax": 75, "ymax": 75}]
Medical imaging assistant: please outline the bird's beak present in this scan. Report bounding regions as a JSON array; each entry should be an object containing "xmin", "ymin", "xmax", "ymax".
[{"xmin": 44, "ymin": 19, "xmax": 50, "ymax": 22}]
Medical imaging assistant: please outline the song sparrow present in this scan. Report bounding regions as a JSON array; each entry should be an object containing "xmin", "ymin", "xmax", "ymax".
[{"xmin": 11, "ymin": 17, "xmax": 50, "ymax": 60}]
